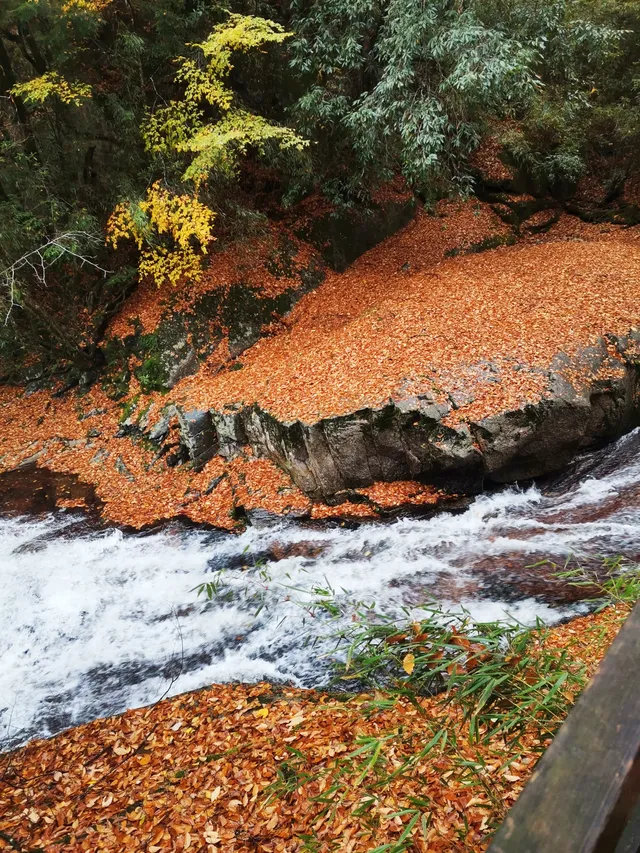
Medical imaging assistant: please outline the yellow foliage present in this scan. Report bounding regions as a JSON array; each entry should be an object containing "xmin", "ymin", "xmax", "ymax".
[
  {"xmin": 106, "ymin": 202, "xmax": 143, "ymax": 251},
  {"xmin": 109, "ymin": 13, "xmax": 305, "ymax": 288},
  {"xmin": 139, "ymin": 184, "xmax": 215, "ymax": 252},
  {"xmin": 142, "ymin": 13, "xmax": 307, "ymax": 184},
  {"xmin": 138, "ymin": 246, "xmax": 205, "ymax": 289},
  {"xmin": 182, "ymin": 110, "xmax": 308, "ymax": 186},
  {"xmin": 143, "ymin": 101, "xmax": 203, "ymax": 159},
  {"xmin": 176, "ymin": 59, "xmax": 233, "ymax": 111},
  {"xmin": 25, "ymin": 0, "xmax": 112, "ymax": 18},
  {"xmin": 106, "ymin": 184, "xmax": 216, "ymax": 288},
  {"xmin": 402, "ymin": 653, "xmax": 415, "ymax": 676},
  {"xmin": 193, "ymin": 13, "xmax": 291, "ymax": 78},
  {"xmin": 61, "ymin": 0, "xmax": 112, "ymax": 13},
  {"xmin": 11, "ymin": 72, "xmax": 92, "ymax": 107}
]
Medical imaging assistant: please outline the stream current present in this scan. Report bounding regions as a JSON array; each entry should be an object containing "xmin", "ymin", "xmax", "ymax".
[{"xmin": 3, "ymin": 429, "xmax": 640, "ymax": 750}]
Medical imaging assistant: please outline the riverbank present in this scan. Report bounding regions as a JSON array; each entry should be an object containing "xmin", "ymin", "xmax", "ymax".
[
  {"xmin": 1, "ymin": 201, "xmax": 640, "ymax": 530},
  {"xmin": 0, "ymin": 604, "xmax": 629, "ymax": 853}
]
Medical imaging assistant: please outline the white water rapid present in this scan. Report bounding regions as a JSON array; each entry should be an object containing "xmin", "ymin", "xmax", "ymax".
[{"xmin": 3, "ymin": 429, "xmax": 640, "ymax": 749}]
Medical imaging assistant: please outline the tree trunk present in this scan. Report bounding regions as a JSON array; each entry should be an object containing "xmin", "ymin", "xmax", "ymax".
[{"xmin": 0, "ymin": 36, "xmax": 40, "ymax": 159}]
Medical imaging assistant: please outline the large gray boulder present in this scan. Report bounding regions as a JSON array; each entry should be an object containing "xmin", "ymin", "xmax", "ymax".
[
  {"xmin": 168, "ymin": 330, "xmax": 640, "ymax": 500},
  {"xmin": 176, "ymin": 408, "xmax": 218, "ymax": 471}
]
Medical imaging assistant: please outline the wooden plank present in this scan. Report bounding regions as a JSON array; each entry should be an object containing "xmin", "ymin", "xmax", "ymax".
[
  {"xmin": 488, "ymin": 603, "xmax": 640, "ymax": 853},
  {"xmin": 614, "ymin": 799, "xmax": 640, "ymax": 853}
]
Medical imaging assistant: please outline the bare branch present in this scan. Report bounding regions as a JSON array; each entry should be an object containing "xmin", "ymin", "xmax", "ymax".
[{"xmin": 0, "ymin": 232, "xmax": 112, "ymax": 324}]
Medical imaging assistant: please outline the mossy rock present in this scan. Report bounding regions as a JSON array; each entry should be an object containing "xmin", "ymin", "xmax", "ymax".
[{"xmin": 98, "ymin": 230, "xmax": 326, "ymax": 394}]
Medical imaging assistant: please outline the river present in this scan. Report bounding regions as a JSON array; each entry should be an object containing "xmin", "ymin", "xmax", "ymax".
[{"xmin": 2, "ymin": 429, "xmax": 640, "ymax": 751}]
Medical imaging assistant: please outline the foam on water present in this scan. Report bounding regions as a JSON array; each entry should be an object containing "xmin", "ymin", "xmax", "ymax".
[{"xmin": 3, "ymin": 429, "xmax": 640, "ymax": 749}]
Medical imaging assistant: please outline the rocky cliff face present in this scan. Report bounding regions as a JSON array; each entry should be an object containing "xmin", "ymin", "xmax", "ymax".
[{"xmin": 162, "ymin": 331, "xmax": 640, "ymax": 501}]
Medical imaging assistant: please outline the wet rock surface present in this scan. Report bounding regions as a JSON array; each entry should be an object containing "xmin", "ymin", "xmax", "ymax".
[
  {"xmin": 0, "ymin": 464, "xmax": 101, "ymax": 517},
  {"xmin": 176, "ymin": 408, "xmax": 219, "ymax": 470}
]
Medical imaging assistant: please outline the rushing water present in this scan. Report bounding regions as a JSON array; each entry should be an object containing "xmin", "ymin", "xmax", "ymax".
[{"xmin": 3, "ymin": 430, "xmax": 640, "ymax": 750}]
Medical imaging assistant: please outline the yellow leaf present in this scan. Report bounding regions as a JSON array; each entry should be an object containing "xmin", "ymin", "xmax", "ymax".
[
  {"xmin": 403, "ymin": 653, "xmax": 415, "ymax": 676},
  {"xmin": 253, "ymin": 707, "xmax": 269, "ymax": 718},
  {"xmin": 266, "ymin": 813, "xmax": 279, "ymax": 831}
]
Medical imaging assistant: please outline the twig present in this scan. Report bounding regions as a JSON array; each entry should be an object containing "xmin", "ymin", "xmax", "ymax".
[{"xmin": 1, "ymin": 232, "xmax": 112, "ymax": 324}]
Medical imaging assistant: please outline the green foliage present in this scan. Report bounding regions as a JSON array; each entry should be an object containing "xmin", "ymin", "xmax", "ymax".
[
  {"xmin": 288, "ymin": 0, "xmax": 537, "ymax": 198},
  {"xmin": 550, "ymin": 555, "xmax": 640, "ymax": 607},
  {"xmin": 288, "ymin": 0, "xmax": 637, "ymax": 198},
  {"xmin": 0, "ymin": 0, "xmax": 192, "ymax": 369},
  {"xmin": 2, "ymin": 0, "xmax": 640, "ymax": 377},
  {"xmin": 235, "ymin": 554, "xmax": 638, "ymax": 850},
  {"xmin": 333, "ymin": 604, "xmax": 584, "ymax": 744},
  {"xmin": 193, "ymin": 551, "xmax": 639, "ymax": 748},
  {"xmin": 493, "ymin": 0, "xmax": 640, "ymax": 190},
  {"xmin": 0, "ymin": 2, "xmax": 303, "ymax": 371}
]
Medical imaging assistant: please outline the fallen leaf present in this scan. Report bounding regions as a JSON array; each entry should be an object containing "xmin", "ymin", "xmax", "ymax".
[{"xmin": 403, "ymin": 653, "xmax": 415, "ymax": 676}]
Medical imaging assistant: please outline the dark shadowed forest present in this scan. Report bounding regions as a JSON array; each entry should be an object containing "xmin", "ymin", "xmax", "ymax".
[{"xmin": 2, "ymin": 0, "xmax": 640, "ymax": 380}]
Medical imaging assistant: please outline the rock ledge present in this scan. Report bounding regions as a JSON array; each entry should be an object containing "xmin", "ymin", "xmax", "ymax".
[{"xmin": 169, "ymin": 331, "xmax": 640, "ymax": 500}]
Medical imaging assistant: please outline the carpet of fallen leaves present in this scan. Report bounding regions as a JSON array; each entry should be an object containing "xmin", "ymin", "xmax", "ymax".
[
  {"xmin": 0, "ymin": 382, "xmax": 313, "ymax": 529},
  {"xmin": 107, "ymin": 223, "xmax": 319, "ymax": 340},
  {"xmin": 173, "ymin": 206, "xmax": 640, "ymax": 424},
  {"xmin": 1, "ymin": 202, "xmax": 637, "ymax": 848},
  {"xmin": 0, "ymin": 605, "xmax": 628, "ymax": 853},
  {"xmin": 1, "ymin": 202, "xmax": 640, "ymax": 530}
]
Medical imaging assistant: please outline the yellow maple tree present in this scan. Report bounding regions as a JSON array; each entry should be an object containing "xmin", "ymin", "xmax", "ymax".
[
  {"xmin": 107, "ymin": 13, "xmax": 307, "ymax": 288},
  {"xmin": 25, "ymin": 0, "xmax": 113, "ymax": 14},
  {"xmin": 143, "ymin": 14, "xmax": 307, "ymax": 186},
  {"xmin": 61, "ymin": 0, "xmax": 112, "ymax": 12}
]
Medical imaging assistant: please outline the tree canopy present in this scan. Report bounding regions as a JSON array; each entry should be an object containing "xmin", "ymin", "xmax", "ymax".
[{"xmin": 0, "ymin": 0, "xmax": 638, "ymax": 378}]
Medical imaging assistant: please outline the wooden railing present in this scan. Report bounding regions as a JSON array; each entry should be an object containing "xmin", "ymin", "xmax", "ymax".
[{"xmin": 487, "ymin": 603, "xmax": 640, "ymax": 853}]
